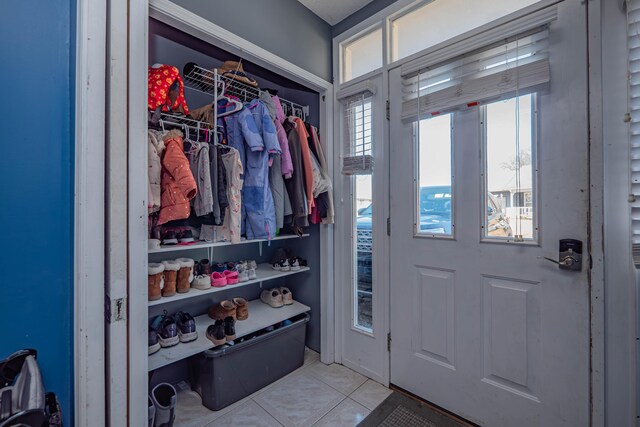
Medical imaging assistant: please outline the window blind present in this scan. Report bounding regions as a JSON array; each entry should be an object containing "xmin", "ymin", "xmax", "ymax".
[
  {"xmin": 401, "ymin": 27, "xmax": 550, "ymax": 122},
  {"xmin": 342, "ymin": 92, "xmax": 374, "ymax": 175},
  {"xmin": 627, "ymin": 0, "xmax": 640, "ymax": 264}
]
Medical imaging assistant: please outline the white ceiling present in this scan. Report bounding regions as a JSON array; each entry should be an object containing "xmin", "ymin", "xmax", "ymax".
[{"xmin": 298, "ymin": 0, "xmax": 375, "ymax": 25}]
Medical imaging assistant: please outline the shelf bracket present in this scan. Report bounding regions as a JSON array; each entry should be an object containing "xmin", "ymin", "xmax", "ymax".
[{"xmin": 259, "ymin": 241, "xmax": 263, "ymax": 257}]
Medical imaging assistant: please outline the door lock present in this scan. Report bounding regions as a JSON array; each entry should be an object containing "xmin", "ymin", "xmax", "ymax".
[{"xmin": 539, "ymin": 239, "xmax": 582, "ymax": 271}]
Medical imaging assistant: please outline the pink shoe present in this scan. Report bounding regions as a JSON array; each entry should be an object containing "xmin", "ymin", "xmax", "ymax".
[
  {"xmin": 224, "ymin": 269, "xmax": 239, "ymax": 285},
  {"xmin": 211, "ymin": 272, "xmax": 227, "ymax": 287}
]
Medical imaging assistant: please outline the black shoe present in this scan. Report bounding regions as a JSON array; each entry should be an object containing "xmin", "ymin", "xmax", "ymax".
[
  {"xmin": 150, "ymin": 311, "xmax": 178, "ymax": 348},
  {"xmin": 224, "ymin": 316, "xmax": 236, "ymax": 341},
  {"xmin": 178, "ymin": 229, "xmax": 194, "ymax": 243},
  {"xmin": 175, "ymin": 311, "xmax": 197, "ymax": 343},
  {"xmin": 206, "ymin": 320, "xmax": 226, "ymax": 346},
  {"xmin": 162, "ymin": 230, "xmax": 178, "ymax": 245}
]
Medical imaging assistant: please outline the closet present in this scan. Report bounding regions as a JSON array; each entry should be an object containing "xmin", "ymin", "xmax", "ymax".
[{"xmin": 143, "ymin": 10, "xmax": 333, "ymax": 422}]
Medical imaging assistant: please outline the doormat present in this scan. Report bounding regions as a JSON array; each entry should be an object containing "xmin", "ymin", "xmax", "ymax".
[{"xmin": 359, "ymin": 391, "xmax": 471, "ymax": 427}]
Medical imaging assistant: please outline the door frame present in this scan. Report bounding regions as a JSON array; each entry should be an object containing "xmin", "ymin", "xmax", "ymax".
[{"xmin": 332, "ymin": 0, "xmax": 611, "ymax": 423}]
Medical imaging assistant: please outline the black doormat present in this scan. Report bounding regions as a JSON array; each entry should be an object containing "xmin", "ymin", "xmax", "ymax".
[{"xmin": 359, "ymin": 391, "xmax": 470, "ymax": 427}]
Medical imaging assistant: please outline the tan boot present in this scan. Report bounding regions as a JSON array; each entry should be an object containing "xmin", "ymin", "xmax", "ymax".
[
  {"xmin": 148, "ymin": 263, "xmax": 165, "ymax": 301},
  {"xmin": 161, "ymin": 260, "xmax": 180, "ymax": 297},
  {"xmin": 175, "ymin": 258, "xmax": 194, "ymax": 293}
]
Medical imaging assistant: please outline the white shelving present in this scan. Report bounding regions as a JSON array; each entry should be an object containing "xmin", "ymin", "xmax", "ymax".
[
  {"xmin": 148, "ymin": 299, "xmax": 310, "ymax": 371},
  {"xmin": 148, "ymin": 233, "xmax": 309, "ymax": 254},
  {"xmin": 148, "ymin": 264, "xmax": 310, "ymax": 307}
]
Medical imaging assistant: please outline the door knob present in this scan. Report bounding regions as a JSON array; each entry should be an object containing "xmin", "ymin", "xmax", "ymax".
[{"xmin": 538, "ymin": 239, "xmax": 583, "ymax": 271}]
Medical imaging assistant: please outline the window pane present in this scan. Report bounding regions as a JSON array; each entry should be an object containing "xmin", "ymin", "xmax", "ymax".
[
  {"xmin": 417, "ymin": 113, "xmax": 453, "ymax": 236},
  {"xmin": 342, "ymin": 28, "xmax": 383, "ymax": 83},
  {"xmin": 391, "ymin": 0, "xmax": 541, "ymax": 61},
  {"xmin": 484, "ymin": 95, "xmax": 535, "ymax": 240},
  {"xmin": 355, "ymin": 175, "xmax": 373, "ymax": 331}
]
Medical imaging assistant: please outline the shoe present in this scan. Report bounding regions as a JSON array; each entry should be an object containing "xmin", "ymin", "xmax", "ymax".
[
  {"xmin": 224, "ymin": 269, "xmax": 239, "ymax": 285},
  {"xmin": 150, "ymin": 312, "xmax": 179, "ymax": 348},
  {"xmin": 208, "ymin": 300, "xmax": 237, "ymax": 320},
  {"xmin": 148, "ymin": 239, "xmax": 161, "ymax": 251},
  {"xmin": 272, "ymin": 259, "xmax": 290, "ymax": 271},
  {"xmin": 175, "ymin": 258, "xmax": 194, "ymax": 293},
  {"xmin": 236, "ymin": 265, "xmax": 249, "ymax": 282},
  {"xmin": 196, "ymin": 259, "xmax": 212, "ymax": 275},
  {"xmin": 212, "ymin": 262, "xmax": 227, "ymax": 273},
  {"xmin": 288, "ymin": 257, "xmax": 301, "ymax": 271},
  {"xmin": 224, "ymin": 316, "xmax": 236, "ymax": 341},
  {"xmin": 248, "ymin": 267, "xmax": 257, "ymax": 280},
  {"xmin": 191, "ymin": 274, "xmax": 211, "ymax": 290},
  {"xmin": 175, "ymin": 311, "xmax": 198, "ymax": 343},
  {"xmin": 148, "ymin": 397, "xmax": 155, "ymax": 427},
  {"xmin": 151, "ymin": 383, "xmax": 177, "ymax": 427},
  {"xmin": 233, "ymin": 297, "xmax": 249, "ymax": 320},
  {"xmin": 148, "ymin": 263, "xmax": 165, "ymax": 301},
  {"xmin": 270, "ymin": 248, "xmax": 289, "ymax": 265},
  {"xmin": 161, "ymin": 260, "xmax": 180, "ymax": 297},
  {"xmin": 225, "ymin": 261, "xmax": 236, "ymax": 271},
  {"xmin": 161, "ymin": 230, "xmax": 178, "ymax": 245},
  {"xmin": 261, "ymin": 289, "xmax": 284, "ymax": 308},
  {"xmin": 211, "ymin": 271, "xmax": 227, "ymax": 287},
  {"xmin": 279, "ymin": 287, "xmax": 293, "ymax": 305},
  {"xmin": 243, "ymin": 259, "xmax": 258, "ymax": 270},
  {"xmin": 178, "ymin": 229, "xmax": 194, "ymax": 243},
  {"xmin": 148, "ymin": 324, "xmax": 161, "ymax": 355},
  {"xmin": 206, "ymin": 320, "xmax": 226, "ymax": 346}
]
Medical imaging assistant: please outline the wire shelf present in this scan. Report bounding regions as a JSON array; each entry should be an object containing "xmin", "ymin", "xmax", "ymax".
[
  {"xmin": 151, "ymin": 112, "xmax": 222, "ymax": 144},
  {"xmin": 183, "ymin": 64, "xmax": 309, "ymax": 120}
]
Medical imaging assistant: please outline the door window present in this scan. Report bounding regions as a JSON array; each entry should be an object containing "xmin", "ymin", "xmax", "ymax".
[
  {"xmin": 415, "ymin": 113, "xmax": 454, "ymax": 237},
  {"xmin": 482, "ymin": 94, "xmax": 537, "ymax": 242}
]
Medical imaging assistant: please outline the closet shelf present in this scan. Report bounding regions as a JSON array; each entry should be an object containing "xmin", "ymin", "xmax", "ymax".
[
  {"xmin": 149, "ymin": 233, "xmax": 309, "ymax": 254},
  {"xmin": 148, "ymin": 264, "xmax": 310, "ymax": 307},
  {"xmin": 183, "ymin": 64, "xmax": 309, "ymax": 120},
  {"xmin": 148, "ymin": 299, "xmax": 311, "ymax": 371}
]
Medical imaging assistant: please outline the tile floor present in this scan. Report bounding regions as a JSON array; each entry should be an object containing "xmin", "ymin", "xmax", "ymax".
[{"xmin": 174, "ymin": 348, "xmax": 392, "ymax": 427}]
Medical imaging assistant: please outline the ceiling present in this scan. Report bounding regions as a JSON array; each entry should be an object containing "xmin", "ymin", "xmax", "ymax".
[{"xmin": 297, "ymin": 0, "xmax": 375, "ymax": 25}]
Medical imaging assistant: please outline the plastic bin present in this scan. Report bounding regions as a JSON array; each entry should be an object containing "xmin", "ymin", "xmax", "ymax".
[{"xmin": 190, "ymin": 313, "xmax": 310, "ymax": 411}]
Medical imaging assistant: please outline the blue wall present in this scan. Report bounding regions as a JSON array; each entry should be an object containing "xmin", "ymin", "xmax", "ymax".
[
  {"xmin": 332, "ymin": 0, "xmax": 398, "ymax": 37},
  {"xmin": 0, "ymin": 1, "xmax": 74, "ymax": 425}
]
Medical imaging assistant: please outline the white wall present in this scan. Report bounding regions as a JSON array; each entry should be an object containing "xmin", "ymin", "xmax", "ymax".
[{"xmin": 602, "ymin": 0, "xmax": 637, "ymax": 425}]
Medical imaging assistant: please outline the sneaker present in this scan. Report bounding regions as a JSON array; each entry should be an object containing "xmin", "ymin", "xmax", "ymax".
[
  {"xmin": 192, "ymin": 274, "xmax": 211, "ymax": 290},
  {"xmin": 288, "ymin": 257, "xmax": 301, "ymax": 271},
  {"xmin": 161, "ymin": 230, "xmax": 178, "ymax": 245},
  {"xmin": 248, "ymin": 267, "xmax": 257, "ymax": 280},
  {"xmin": 148, "ymin": 325, "xmax": 160, "ymax": 355},
  {"xmin": 175, "ymin": 311, "xmax": 198, "ymax": 343},
  {"xmin": 224, "ymin": 316, "xmax": 236, "ymax": 341},
  {"xmin": 279, "ymin": 287, "xmax": 293, "ymax": 305},
  {"xmin": 212, "ymin": 262, "xmax": 227, "ymax": 273},
  {"xmin": 244, "ymin": 259, "xmax": 258, "ymax": 270},
  {"xmin": 236, "ymin": 265, "xmax": 249, "ymax": 282},
  {"xmin": 224, "ymin": 269, "xmax": 239, "ymax": 285},
  {"xmin": 261, "ymin": 288, "xmax": 284, "ymax": 308},
  {"xmin": 178, "ymin": 229, "xmax": 194, "ymax": 243},
  {"xmin": 206, "ymin": 320, "xmax": 226, "ymax": 346},
  {"xmin": 272, "ymin": 259, "xmax": 290, "ymax": 271},
  {"xmin": 150, "ymin": 312, "xmax": 179, "ymax": 348},
  {"xmin": 211, "ymin": 271, "xmax": 227, "ymax": 287}
]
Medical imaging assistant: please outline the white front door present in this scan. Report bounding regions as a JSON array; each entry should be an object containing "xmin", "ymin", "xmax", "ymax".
[{"xmin": 388, "ymin": 3, "xmax": 590, "ymax": 426}]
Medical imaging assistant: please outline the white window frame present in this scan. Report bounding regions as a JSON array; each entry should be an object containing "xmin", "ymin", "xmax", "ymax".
[
  {"xmin": 412, "ymin": 114, "xmax": 456, "ymax": 240},
  {"xmin": 480, "ymin": 93, "xmax": 540, "ymax": 245},
  {"xmin": 339, "ymin": 23, "xmax": 384, "ymax": 84}
]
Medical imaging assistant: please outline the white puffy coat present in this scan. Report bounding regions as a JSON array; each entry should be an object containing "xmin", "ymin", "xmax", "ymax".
[{"xmin": 148, "ymin": 130, "xmax": 166, "ymax": 213}]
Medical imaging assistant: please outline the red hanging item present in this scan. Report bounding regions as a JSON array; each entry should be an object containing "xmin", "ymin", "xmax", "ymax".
[{"xmin": 147, "ymin": 64, "xmax": 190, "ymax": 115}]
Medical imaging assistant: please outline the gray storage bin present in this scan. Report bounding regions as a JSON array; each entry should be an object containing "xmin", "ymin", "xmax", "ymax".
[{"xmin": 190, "ymin": 313, "xmax": 310, "ymax": 411}]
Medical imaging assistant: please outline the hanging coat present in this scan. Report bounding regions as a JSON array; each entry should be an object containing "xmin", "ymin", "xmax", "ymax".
[
  {"xmin": 148, "ymin": 130, "xmax": 166, "ymax": 214},
  {"xmin": 158, "ymin": 130, "xmax": 197, "ymax": 225}
]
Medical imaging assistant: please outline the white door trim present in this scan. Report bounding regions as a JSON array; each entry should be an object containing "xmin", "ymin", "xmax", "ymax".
[{"xmin": 74, "ymin": 0, "xmax": 107, "ymax": 424}]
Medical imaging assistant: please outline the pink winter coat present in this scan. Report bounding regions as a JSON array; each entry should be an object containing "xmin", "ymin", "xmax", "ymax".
[{"xmin": 158, "ymin": 130, "xmax": 197, "ymax": 224}]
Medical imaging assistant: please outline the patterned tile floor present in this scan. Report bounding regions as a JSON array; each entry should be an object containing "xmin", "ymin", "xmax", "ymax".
[{"xmin": 174, "ymin": 348, "xmax": 392, "ymax": 427}]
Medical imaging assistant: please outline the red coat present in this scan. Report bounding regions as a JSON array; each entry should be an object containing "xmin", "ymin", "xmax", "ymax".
[{"xmin": 158, "ymin": 130, "xmax": 197, "ymax": 225}]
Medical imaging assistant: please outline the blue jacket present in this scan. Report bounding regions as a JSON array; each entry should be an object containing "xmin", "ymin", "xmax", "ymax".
[{"xmin": 219, "ymin": 99, "xmax": 280, "ymax": 239}]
